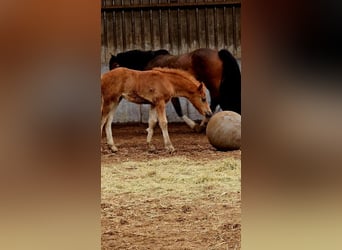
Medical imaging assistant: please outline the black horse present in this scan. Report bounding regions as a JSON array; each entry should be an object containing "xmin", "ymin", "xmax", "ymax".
[{"xmin": 109, "ymin": 48, "xmax": 241, "ymax": 131}]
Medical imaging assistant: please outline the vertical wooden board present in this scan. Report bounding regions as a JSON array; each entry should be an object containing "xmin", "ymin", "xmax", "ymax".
[
  {"xmin": 128, "ymin": 10, "xmax": 136, "ymax": 49},
  {"xmin": 142, "ymin": 10, "xmax": 152, "ymax": 50},
  {"xmin": 156, "ymin": 9, "xmax": 163, "ymax": 49},
  {"xmin": 121, "ymin": 0, "xmax": 131, "ymax": 6},
  {"xmin": 178, "ymin": 9, "xmax": 188, "ymax": 53},
  {"xmin": 160, "ymin": 9, "xmax": 170, "ymax": 50},
  {"xmin": 216, "ymin": 8, "xmax": 225, "ymax": 49},
  {"xmin": 123, "ymin": 11, "xmax": 132, "ymax": 51},
  {"xmin": 152, "ymin": 10, "xmax": 161, "ymax": 49},
  {"xmin": 149, "ymin": 9, "xmax": 155, "ymax": 49},
  {"xmin": 150, "ymin": 0, "xmax": 160, "ymax": 6},
  {"xmin": 106, "ymin": 12, "xmax": 114, "ymax": 55},
  {"xmin": 197, "ymin": 8, "xmax": 207, "ymax": 48},
  {"xmin": 138, "ymin": 10, "xmax": 145, "ymax": 50},
  {"xmin": 187, "ymin": 8, "xmax": 199, "ymax": 50},
  {"xmin": 169, "ymin": 9, "xmax": 179, "ymax": 54},
  {"xmin": 206, "ymin": 8, "xmax": 215, "ymax": 49},
  {"xmin": 235, "ymin": 7, "xmax": 241, "ymax": 58},
  {"xmin": 225, "ymin": 7, "xmax": 235, "ymax": 53},
  {"xmin": 115, "ymin": 11, "xmax": 123, "ymax": 52},
  {"xmin": 101, "ymin": 12, "xmax": 107, "ymax": 65},
  {"xmin": 121, "ymin": 11, "xmax": 127, "ymax": 51},
  {"xmin": 101, "ymin": 12, "xmax": 106, "ymax": 48},
  {"xmin": 133, "ymin": 10, "xmax": 142, "ymax": 49},
  {"xmin": 110, "ymin": 12, "xmax": 118, "ymax": 55}
]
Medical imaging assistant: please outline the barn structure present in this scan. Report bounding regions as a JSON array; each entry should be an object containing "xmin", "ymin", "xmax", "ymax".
[{"xmin": 101, "ymin": 0, "xmax": 241, "ymax": 123}]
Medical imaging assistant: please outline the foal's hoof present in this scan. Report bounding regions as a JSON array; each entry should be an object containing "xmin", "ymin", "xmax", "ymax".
[
  {"xmin": 193, "ymin": 124, "xmax": 206, "ymax": 133},
  {"xmin": 148, "ymin": 144, "xmax": 156, "ymax": 153},
  {"xmin": 166, "ymin": 146, "xmax": 175, "ymax": 154},
  {"xmin": 110, "ymin": 145, "xmax": 118, "ymax": 152}
]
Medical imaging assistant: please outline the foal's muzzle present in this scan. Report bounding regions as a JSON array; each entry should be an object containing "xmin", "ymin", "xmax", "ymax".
[{"xmin": 205, "ymin": 111, "xmax": 213, "ymax": 118}]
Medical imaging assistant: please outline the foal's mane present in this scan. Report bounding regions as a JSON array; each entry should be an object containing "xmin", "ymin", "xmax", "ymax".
[{"xmin": 151, "ymin": 67, "xmax": 201, "ymax": 87}]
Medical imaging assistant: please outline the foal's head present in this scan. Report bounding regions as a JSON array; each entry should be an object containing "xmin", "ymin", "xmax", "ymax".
[{"xmin": 189, "ymin": 82, "xmax": 212, "ymax": 119}]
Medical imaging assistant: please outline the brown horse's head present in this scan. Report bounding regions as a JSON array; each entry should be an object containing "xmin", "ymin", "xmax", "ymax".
[{"xmin": 189, "ymin": 82, "xmax": 212, "ymax": 119}]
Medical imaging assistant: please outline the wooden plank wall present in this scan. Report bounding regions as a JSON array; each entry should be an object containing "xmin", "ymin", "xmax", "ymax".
[{"xmin": 101, "ymin": 0, "xmax": 241, "ymax": 123}]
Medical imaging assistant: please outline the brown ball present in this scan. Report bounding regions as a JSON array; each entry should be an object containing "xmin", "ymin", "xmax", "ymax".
[{"xmin": 206, "ymin": 111, "xmax": 241, "ymax": 151}]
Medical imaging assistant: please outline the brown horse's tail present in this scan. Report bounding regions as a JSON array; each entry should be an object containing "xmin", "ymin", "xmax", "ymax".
[{"xmin": 218, "ymin": 49, "xmax": 241, "ymax": 114}]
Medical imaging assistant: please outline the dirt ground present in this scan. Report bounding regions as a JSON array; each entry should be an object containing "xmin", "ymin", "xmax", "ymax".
[{"xmin": 101, "ymin": 123, "xmax": 241, "ymax": 249}]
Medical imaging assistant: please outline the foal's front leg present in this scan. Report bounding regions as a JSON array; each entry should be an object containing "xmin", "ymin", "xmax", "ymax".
[{"xmin": 156, "ymin": 102, "xmax": 175, "ymax": 153}]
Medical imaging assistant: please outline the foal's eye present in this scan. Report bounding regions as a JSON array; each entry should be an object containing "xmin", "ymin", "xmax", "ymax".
[{"xmin": 201, "ymin": 97, "xmax": 206, "ymax": 102}]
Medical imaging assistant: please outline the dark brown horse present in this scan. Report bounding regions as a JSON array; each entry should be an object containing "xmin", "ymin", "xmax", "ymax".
[
  {"xmin": 109, "ymin": 48, "xmax": 240, "ymax": 131},
  {"xmin": 101, "ymin": 67, "xmax": 212, "ymax": 153}
]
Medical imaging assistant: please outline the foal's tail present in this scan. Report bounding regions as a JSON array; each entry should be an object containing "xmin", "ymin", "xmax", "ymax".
[
  {"xmin": 218, "ymin": 49, "xmax": 241, "ymax": 114},
  {"xmin": 101, "ymin": 94, "xmax": 104, "ymax": 114}
]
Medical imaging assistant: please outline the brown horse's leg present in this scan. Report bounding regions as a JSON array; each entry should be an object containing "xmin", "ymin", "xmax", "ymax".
[
  {"xmin": 105, "ymin": 102, "xmax": 119, "ymax": 152},
  {"xmin": 171, "ymin": 97, "xmax": 197, "ymax": 130},
  {"xmin": 146, "ymin": 106, "xmax": 158, "ymax": 152},
  {"xmin": 156, "ymin": 102, "xmax": 175, "ymax": 153}
]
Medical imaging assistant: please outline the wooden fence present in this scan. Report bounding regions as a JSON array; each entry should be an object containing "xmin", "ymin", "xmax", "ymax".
[{"xmin": 101, "ymin": 0, "xmax": 241, "ymax": 123}]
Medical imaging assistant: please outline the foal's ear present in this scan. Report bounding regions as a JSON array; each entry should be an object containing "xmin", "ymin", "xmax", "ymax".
[{"xmin": 197, "ymin": 82, "xmax": 204, "ymax": 91}]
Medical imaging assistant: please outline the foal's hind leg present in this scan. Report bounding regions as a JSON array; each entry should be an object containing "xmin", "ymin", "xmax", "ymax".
[
  {"xmin": 105, "ymin": 103, "xmax": 119, "ymax": 152},
  {"xmin": 146, "ymin": 106, "xmax": 158, "ymax": 152},
  {"xmin": 156, "ymin": 102, "xmax": 175, "ymax": 153}
]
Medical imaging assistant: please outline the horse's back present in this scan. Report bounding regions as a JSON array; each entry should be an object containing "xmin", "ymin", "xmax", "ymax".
[{"xmin": 110, "ymin": 49, "xmax": 170, "ymax": 70}]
